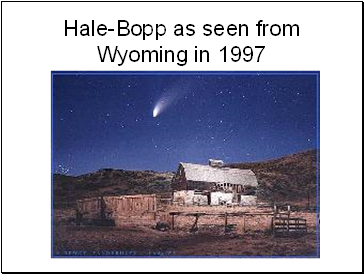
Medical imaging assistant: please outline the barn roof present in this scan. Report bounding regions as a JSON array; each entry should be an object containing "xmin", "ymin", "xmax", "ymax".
[{"xmin": 179, "ymin": 162, "xmax": 258, "ymax": 187}]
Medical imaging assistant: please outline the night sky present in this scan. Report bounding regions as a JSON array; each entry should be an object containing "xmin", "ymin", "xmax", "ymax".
[{"xmin": 53, "ymin": 72, "xmax": 318, "ymax": 175}]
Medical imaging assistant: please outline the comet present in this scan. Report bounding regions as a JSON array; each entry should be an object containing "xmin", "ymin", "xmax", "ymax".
[
  {"xmin": 153, "ymin": 104, "xmax": 161, "ymax": 118},
  {"xmin": 152, "ymin": 91, "xmax": 180, "ymax": 118},
  {"xmin": 152, "ymin": 81, "xmax": 192, "ymax": 118},
  {"xmin": 152, "ymin": 98, "xmax": 169, "ymax": 118}
]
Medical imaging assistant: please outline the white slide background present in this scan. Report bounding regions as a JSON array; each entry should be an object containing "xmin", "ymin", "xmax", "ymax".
[{"xmin": 1, "ymin": 2, "xmax": 362, "ymax": 272}]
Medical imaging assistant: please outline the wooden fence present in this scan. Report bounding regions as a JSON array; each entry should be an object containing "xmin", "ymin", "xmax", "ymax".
[
  {"xmin": 76, "ymin": 194, "xmax": 157, "ymax": 225},
  {"xmin": 169, "ymin": 211, "xmax": 274, "ymax": 234},
  {"xmin": 272, "ymin": 211, "xmax": 308, "ymax": 236},
  {"xmin": 169, "ymin": 204, "xmax": 308, "ymax": 236},
  {"xmin": 105, "ymin": 195, "xmax": 157, "ymax": 216}
]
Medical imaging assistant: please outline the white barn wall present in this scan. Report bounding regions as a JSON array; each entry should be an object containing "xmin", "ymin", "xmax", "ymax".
[
  {"xmin": 240, "ymin": 195, "xmax": 257, "ymax": 206},
  {"xmin": 211, "ymin": 192, "xmax": 234, "ymax": 205}
]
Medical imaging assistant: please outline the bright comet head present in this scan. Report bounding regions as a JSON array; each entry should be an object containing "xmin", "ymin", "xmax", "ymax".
[{"xmin": 153, "ymin": 106, "xmax": 160, "ymax": 118}]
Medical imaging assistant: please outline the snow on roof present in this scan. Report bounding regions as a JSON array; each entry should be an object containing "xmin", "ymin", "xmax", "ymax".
[{"xmin": 179, "ymin": 162, "xmax": 258, "ymax": 187}]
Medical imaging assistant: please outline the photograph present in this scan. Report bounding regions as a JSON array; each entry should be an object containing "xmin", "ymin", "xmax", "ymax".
[{"xmin": 52, "ymin": 71, "xmax": 320, "ymax": 258}]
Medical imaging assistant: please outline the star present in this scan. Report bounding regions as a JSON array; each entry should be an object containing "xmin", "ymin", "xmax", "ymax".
[{"xmin": 53, "ymin": 72, "xmax": 318, "ymax": 175}]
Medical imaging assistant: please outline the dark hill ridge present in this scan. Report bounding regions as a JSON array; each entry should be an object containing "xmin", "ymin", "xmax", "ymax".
[
  {"xmin": 53, "ymin": 150, "xmax": 318, "ymax": 209},
  {"xmin": 53, "ymin": 169, "xmax": 174, "ymax": 209},
  {"xmin": 226, "ymin": 150, "xmax": 319, "ymax": 205}
]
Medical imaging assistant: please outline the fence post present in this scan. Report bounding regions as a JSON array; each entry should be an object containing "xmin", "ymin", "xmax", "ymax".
[
  {"xmin": 272, "ymin": 204, "xmax": 277, "ymax": 238},
  {"xmin": 287, "ymin": 204, "xmax": 291, "ymax": 233},
  {"xmin": 225, "ymin": 212, "xmax": 227, "ymax": 233},
  {"xmin": 242, "ymin": 214, "xmax": 246, "ymax": 234}
]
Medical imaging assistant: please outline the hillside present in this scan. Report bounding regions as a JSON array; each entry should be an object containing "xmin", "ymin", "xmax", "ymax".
[
  {"xmin": 226, "ymin": 150, "xmax": 319, "ymax": 205},
  {"xmin": 53, "ymin": 169, "xmax": 174, "ymax": 209},
  {"xmin": 53, "ymin": 150, "xmax": 319, "ymax": 208}
]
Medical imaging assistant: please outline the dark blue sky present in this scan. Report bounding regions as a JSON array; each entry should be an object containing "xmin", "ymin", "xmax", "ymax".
[{"xmin": 53, "ymin": 72, "xmax": 318, "ymax": 175}]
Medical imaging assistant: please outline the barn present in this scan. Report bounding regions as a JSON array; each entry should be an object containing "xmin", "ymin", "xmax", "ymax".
[{"xmin": 172, "ymin": 159, "xmax": 258, "ymax": 206}]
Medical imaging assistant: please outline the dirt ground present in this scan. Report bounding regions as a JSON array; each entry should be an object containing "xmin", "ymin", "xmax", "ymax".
[{"xmin": 53, "ymin": 206, "xmax": 319, "ymax": 257}]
